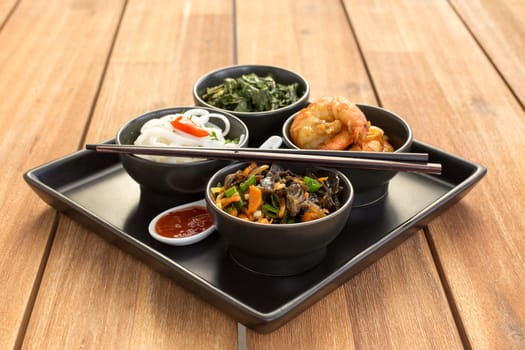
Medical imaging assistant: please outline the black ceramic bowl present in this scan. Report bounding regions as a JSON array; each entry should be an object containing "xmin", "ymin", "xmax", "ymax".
[
  {"xmin": 282, "ymin": 104, "xmax": 413, "ymax": 207},
  {"xmin": 193, "ymin": 64, "xmax": 310, "ymax": 146},
  {"xmin": 205, "ymin": 162, "xmax": 354, "ymax": 276},
  {"xmin": 117, "ymin": 106, "xmax": 249, "ymax": 195}
]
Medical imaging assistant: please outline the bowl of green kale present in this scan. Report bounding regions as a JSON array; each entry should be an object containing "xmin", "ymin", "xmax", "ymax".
[{"xmin": 193, "ymin": 64, "xmax": 310, "ymax": 145}]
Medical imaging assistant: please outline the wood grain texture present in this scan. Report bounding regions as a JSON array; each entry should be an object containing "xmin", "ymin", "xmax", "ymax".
[
  {"xmin": 23, "ymin": 217, "xmax": 236, "ymax": 349},
  {"xmin": 343, "ymin": 233, "xmax": 462, "ymax": 349},
  {"xmin": 344, "ymin": 0, "xmax": 525, "ymax": 348},
  {"xmin": 0, "ymin": 0, "xmax": 17, "ymax": 25},
  {"xmin": 236, "ymin": 0, "xmax": 376, "ymax": 104},
  {"xmin": 451, "ymin": 0, "xmax": 525, "ymax": 107},
  {"xmin": 237, "ymin": 0, "xmax": 462, "ymax": 348},
  {"xmin": 248, "ymin": 235, "xmax": 463, "ymax": 350},
  {"xmin": 4, "ymin": 0, "xmax": 524, "ymax": 348},
  {"xmin": 0, "ymin": 0, "xmax": 125, "ymax": 348},
  {"xmin": 84, "ymin": 0, "xmax": 234, "ymax": 143},
  {"xmin": 22, "ymin": 0, "xmax": 238, "ymax": 349}
]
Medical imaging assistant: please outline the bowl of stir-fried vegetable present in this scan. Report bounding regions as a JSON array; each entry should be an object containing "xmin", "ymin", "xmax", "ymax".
[
  {"xmin": 193, "ymin": 64, "xmax": 310, "ymax": 146},
  {"xmin": 205, "ymin": 161, "xmax": 354, "ymax": 276}
]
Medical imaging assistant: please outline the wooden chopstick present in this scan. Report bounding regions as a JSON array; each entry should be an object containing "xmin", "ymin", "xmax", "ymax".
[{"xmin": 86, "ymin": 144, "xmax": 441, "ymax": 174}]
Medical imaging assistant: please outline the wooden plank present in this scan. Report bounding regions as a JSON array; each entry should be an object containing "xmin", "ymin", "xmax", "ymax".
[
  {"xmin": 236, "ymin": 0, "xmax": 376, "ymax": 104},
  {"xmin": 23, "ymin": 218, "xmax": 237, "ymax": 349},
  {"xmin": 344, "ymin": 0, "xmax": 525, "ymax": 348},
  {"xmin": 22, "ymin": 0, "xmax": 238, "ymax": 348},
  {"xmin": 236, "ymin": 0, "xmax": 463, "ymax": 348},
  {"xmin": 248, "ymin": 234, "xmax": 463, "ymax": 349},
  {"xmin": 84, "ymin": 1, "xmax": 235, "ymax": 140},
  {"xmin": 0, "ymin": 0, "xmax": 125, "ymax": 349},
  {"xmin": 0, "ymin": 0, "xmax": 17, "ymax": 25},
  {"xmin": 451, "ymin": 0, "xmax": 525, "ymax": 106}
]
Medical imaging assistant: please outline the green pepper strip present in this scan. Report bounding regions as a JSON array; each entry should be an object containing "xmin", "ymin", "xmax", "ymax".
[
  {"xmin": 234, "ymin": 197, "xmax": 244, "ymax": 209},
  {"xmin": 304, "ymin": 176, "xmax": 322, "ymax": 192},
  {"xmin": 239, "ymin": 175, "xmax": 256, "ymax": 192},
  {"xmin": 224, "ymin": 186, "xmax": 238, "ymax": 197},
  {"xmin": 262, "ymin": 203, "xmax": 279, "ymax": 218},
  {"xmin": 225, "ymin": 206, "xmax": 236, "ymax": 215}
]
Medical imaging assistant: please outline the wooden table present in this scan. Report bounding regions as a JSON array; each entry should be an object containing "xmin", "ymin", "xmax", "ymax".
[{"xmin": 2, "ymin": 0, "xmax": 524, "ymax": 348}]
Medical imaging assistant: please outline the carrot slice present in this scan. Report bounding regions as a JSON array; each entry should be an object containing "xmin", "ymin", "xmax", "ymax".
[
  {"xmin": 257, "ymin": 217, "xmax": 271, "ymax": 224},
  {"xmin": 242, "ymin": 162, "xmax": 257, "ymax": 176},
  {"xmin": 238, "ymin": 213, "xmax": 249, "ymax": 220},
  {"xmin": 248, "ymin": 185, "xmax": 263, "ymax": 214},
  {"xmin": 302, "ymin": 209, "xmax": 326, "ymax": 222},
  {"xmin": 241, "ymin": 207, "xmax": 254, "ymax": 221},
  {"xmin": 278, "ymin": 195, "xmax": 286, "ymax": 218},
  {"xmin": 220, "ymin": 194, "xmax": 241, "ymax": 207}
]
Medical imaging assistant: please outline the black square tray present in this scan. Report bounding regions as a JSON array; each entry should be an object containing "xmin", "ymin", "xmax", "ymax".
[{"xmin": 24, "ymin": 140, "xmax": 486, "ymax": 333}]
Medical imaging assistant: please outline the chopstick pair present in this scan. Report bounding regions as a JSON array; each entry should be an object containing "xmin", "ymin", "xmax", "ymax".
[{"xmin": 86, "ymin": 143, "xmax": 442, "ymax": 174}]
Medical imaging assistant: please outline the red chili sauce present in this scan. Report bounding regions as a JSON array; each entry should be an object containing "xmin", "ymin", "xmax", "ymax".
[{"xmin": 155, "ymin": 206, "xmax": 213, "ymax": 238}]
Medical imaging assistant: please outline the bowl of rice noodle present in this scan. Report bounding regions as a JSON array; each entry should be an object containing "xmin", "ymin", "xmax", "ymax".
[{"xmin": 117, "ymin": 106, "xmax": 249, "ymax": 196}]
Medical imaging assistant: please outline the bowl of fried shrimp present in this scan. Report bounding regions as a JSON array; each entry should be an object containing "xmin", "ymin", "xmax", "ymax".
[
  {"xmin": 117, "ymin": 106, "xmax": 249, "ymax": 196},
  {"xmin": 282, "ymin": 97, "xmax": 413, "ymax": 207},
  {"xmin": 205, "ymin": 161, "xmax": 354, "ymax": 276},
  {"xmin": 193, "ymin": 64, "xmax": 310, "ymax": 146}
]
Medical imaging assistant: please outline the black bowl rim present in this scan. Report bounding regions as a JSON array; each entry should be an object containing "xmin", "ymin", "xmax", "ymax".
[
  {"xmin": 116, "ymin": 106, "xmax": 250, "ymax": 167},
  {"xmin": 193, "ymin": 64, "xmax": 310, "ymax": 117},
  {"xmin": 205, "ymin": 162, "xmax": 354, "ymax": 229},
  {"xmin": 281, "ymin": 103, "xmax": 413, "ymax": 152}
]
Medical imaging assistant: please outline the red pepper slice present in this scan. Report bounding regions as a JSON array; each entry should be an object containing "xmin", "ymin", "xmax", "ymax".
[{"xmin": 170, "ymin": 116, "xmax": 209, "ymax": 137}]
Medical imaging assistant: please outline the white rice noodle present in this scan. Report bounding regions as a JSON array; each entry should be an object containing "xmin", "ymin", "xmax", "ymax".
[
  {"xmin": 183, "ymin": 108, "xmax": 210, "ymax": 125},
  {"xmin": 206, "ymin": 113, "xmax": 230, "ymax": 136},
  {"xmin": 134, "ymin": 108, "xmax": 244, "ymax": 163}
]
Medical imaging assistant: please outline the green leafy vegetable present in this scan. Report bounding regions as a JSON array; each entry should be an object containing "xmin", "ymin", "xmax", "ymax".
[{"xmin": 201, "ymin": 73, "xmax": 300, "ymax": 112}]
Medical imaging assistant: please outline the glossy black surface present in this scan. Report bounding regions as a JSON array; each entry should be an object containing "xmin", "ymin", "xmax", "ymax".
[{"xmin": 24, "ymin": 140, "xmax": 486, "ymax": 333}]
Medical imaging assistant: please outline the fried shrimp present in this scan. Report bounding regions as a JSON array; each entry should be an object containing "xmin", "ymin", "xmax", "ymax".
[
  {"xmin": 350, "ymin": 125, "xmax": 394, "ymax": 152},
  {"xmin": 289, "ymin": 96, "xmax": 369, "ymax": 150}
]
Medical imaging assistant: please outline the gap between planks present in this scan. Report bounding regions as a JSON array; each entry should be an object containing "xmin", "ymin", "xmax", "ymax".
[
  {"xmin": 0, "ymin": 0, "xmax": 20, "ymax": 32},
  {"xmin": 237, "ymin": 323, "xmax": 247, "ymax": 350},
  {"xmin": 446, "ymin": 0, "xmax": 525, "ymax": 112},
  {"xmin": 76, "ymin": 0, "xmax": 131, "ymax": 151},
  {"xmin": 15, "ymin": 213, "xmax": 60, "ymax": 349},
  {"xmin": 424, "ymin": 226, "xmax": 473, "ymax": 350},
  {"xmin": 340, "ymin": 0, "xmax": 382, "ymax": 107},
  {"xmin": 13, "ymin": 0, "xmax": 130, "ymax": 347}
]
